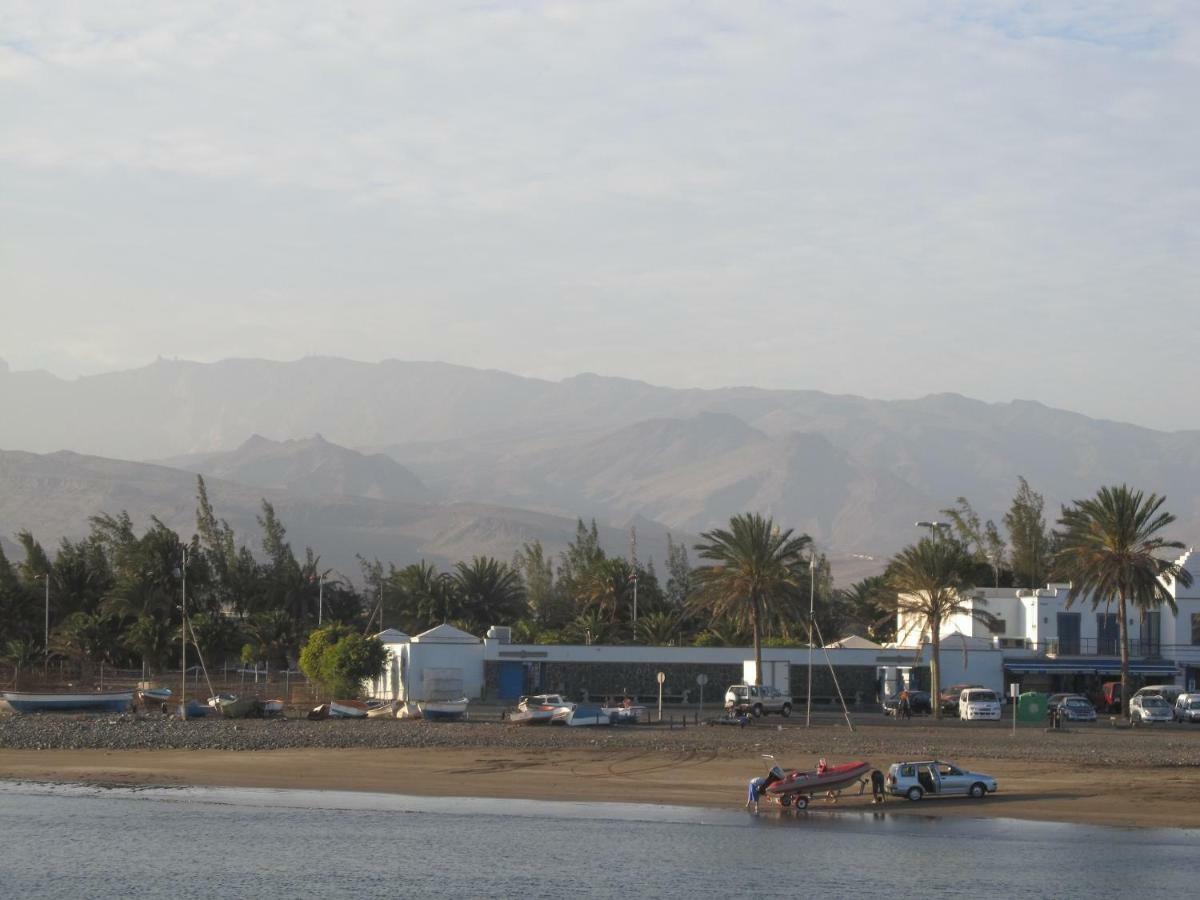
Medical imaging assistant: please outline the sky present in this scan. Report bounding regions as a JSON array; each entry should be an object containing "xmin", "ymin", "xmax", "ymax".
[{"xmin": 2, "ymin": 1, "xmax": 1198, "ymax": 430}]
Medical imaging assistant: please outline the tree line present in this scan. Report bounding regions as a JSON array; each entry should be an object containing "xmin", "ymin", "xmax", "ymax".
[{"xmin": 0, "ymin": 475, "xmax": 1190, "ymax": 719}]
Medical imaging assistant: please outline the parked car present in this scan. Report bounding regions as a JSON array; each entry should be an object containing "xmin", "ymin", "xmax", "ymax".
[
  {"xmin": 886, "ymin": 760, "xmax": 997, "ymax": 801},
  {"xmin": 1132, "ymin": 684, "xmax": 1185, "ymax": 707},
  {"xmin": 958, "ymin": 688, "xmax": 1002, "ymax": 721},
  {"xmin": 724, "ymin": 684, "xmax": 793, "ymax": 717},
  {"xmin": 1129, "ymin": 694, "xmax": 1173, "ymax": 725},
  {"xmin": 1173, "ymin": 693, "xmax": 1200, "ymax": 723},
  {"xmin": 1047, "ymin": 694, "xmax": 1096, "ymax": 722},
  {"xmin": 939, "ymin": 683, "xmax": 984, "ymax": 716},
  {"xmin": 882, "ymin": 690, "xmax": 933, "ymax": 716}
]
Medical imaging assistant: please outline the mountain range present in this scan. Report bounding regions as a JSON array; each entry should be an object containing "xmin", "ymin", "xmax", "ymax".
[{"xmin": 2, "ymin": 355, "xmax": 1199, "ymax": 580}]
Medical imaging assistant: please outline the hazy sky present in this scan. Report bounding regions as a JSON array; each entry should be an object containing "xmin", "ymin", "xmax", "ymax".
[{"xmin": 2, "ymin": 2, "xmax": 1198, "ymax": 430}]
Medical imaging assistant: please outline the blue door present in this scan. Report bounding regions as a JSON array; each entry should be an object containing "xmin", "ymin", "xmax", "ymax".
[{"xmin": 498, "ymin": 662, "xmax": 525, "ymax": 700}]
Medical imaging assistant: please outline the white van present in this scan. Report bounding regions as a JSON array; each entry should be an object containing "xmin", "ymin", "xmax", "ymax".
[{"xmin": 958, "ymin": 688, "xmax": 1001, "ymax": 721}]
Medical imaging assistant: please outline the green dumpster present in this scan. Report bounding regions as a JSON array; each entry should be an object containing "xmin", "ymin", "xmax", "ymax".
[{"xmin": 1016, "ymin": 692, "xmax": 1047, "ymax": 723}]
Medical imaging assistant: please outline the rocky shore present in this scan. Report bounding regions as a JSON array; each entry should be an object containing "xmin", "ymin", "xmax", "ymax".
[{"xmin": 2, "ymin": 710, "xmax": 1198, "ymax": 767}]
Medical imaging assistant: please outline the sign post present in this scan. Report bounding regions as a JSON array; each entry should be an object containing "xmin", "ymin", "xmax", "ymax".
[
  {"xmin": 657, "ymin": 671, "xmax": 666, "ymax": 722},
  {"xmin": 1009, "ymin": 682, "xmax": 1019, "ymax": 736},
  {"xmin": 696, "ymin": 673, "xmax": 708, "ymax": 716}
]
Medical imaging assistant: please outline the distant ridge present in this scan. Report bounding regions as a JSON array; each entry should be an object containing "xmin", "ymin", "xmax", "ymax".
[{"xmin": 3, "ymin": 355, "xmax": 1200, "ymax": 558}]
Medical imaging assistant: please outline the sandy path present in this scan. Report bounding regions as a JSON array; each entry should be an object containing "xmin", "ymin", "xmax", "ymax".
[{"xmin": 2, "ymin": 747, "xmax": 1197, "ymax": 829}]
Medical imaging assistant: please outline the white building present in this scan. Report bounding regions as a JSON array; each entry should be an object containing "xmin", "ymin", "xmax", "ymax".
[
  {"xmin": 366, "ymin": 624, "xmax": 484, "ymax": 702},
  {"xmin": 894, "ymin": 549, "xmax": 1200, "ymax": 692}
]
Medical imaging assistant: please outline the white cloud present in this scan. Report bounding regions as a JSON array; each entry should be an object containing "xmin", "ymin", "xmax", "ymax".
[{"xmin": 1, "ymin": 1, "xmax": 1198, "ymax": 428}]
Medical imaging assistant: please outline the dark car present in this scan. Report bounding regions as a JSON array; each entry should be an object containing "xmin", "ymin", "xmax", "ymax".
[
  {"xmin": 883, "ymin": 690, "xmax": 933, "ymax": 716},
  {"xmin": 939, "ymin": 683, "xmax": 983, "ymax": 716}
]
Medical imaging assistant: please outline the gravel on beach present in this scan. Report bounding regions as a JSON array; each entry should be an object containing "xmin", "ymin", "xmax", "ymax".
[{"xmin": 2, "ymin": 709, "xmax": 1199, "ymax": 767}]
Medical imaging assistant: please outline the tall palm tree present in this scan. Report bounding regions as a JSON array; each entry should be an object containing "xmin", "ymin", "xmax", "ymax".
[
  {"xmin": 888, "ymin": 538, "xmax": 986, "ymax": 719},
  {"xmin": 1055, "ymin": 485, "xmax": 1191, "ymax": 717},
  {"xmin": 692, "ymin": 513, "xmax": 811, "ymax": 686},
  {"xmin": 450, "ymin": 557, "xmax": 527, "ymax": 632}
]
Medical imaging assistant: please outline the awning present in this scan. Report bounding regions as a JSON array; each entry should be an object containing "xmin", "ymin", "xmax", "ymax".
[{"xmin": 1004, "ymin": 658, "xmax": 1179, "ymax": 676}]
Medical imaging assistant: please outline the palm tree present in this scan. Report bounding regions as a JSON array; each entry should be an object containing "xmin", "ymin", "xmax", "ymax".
[
  {"xmin": 450, "ymin": 557, "xmax": 527, "ymax": 632},
  {"xmin": 692, "ymin": 513, "xmax": 811, "ymax": 686},
  {"xmin": 1055, "ymin": 485, "xmax": 1191, "ymax": 718},
  {"xmin": 634, "ymin": 611, "xmax": 681, "ymax": 646},
  {"xmin": 51, "ymin": 612, "xmax": 119, "ymax": 685},
  {"xmin": 888, "ymin": 538, "xmax": 987, "ymax": 719}
]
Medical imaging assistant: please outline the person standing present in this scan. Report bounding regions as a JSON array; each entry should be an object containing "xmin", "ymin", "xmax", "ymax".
[{"xmin": 899, "ymin": 689, "xmax": 912, "ymax": 720}]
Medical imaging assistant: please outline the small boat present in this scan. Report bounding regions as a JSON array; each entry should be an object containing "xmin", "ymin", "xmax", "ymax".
[
  {"xmin": 552, "ymin": 703, "xmax": 613, "ymax": 726},
  {"xmin": 177, "ymin": 699, "xmax": 211, "ymax": 718},
  {"xmin": 261, "ymin": 699, "xmax": 285, "ymax": 717},
  {"xmin": 508, "ymin": 694, "xmax": 572, "ymax": 725},
  {"xmin": 418, "ymin": 698, "xmax": 468, "ymax": 721},
  {"xmin": 1, "ymin": 690, "xmax": 134, "ymax": 714},
  {"xmin": 366, "ymin": 701, "xmax": 398, "ymax": 719},
  {"xmin": 139, "ymin": 686, "xmax": 173, "ymax": 703},
  {"xmin": 307, "ymin": 703, "xmax": 330, "ymax": 720},
  {"xmin": 211, "ymin": 695, "xmax": 261, "ymax": 719},
  {"xmin": 607, "ymin": 702, "xmax": 646, "ymax": 724},
  {"xmin": 328, "ymin": 699, "xmax": 369, "ymax": 719},
  {"xmin": 763, "ymin": 760, "xmax": 873, "ymax": 809}
]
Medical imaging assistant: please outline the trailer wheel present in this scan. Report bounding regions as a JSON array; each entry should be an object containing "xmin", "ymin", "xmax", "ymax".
[
  {"xmin": 752, "ymin": 703, "xmax": 764, "ymax": 718},
  {"xmin": 906, "ymin": 786, "xmax": 923, "ymax": 802},
  {"xmin": 794, "ymin": 796, "xmax": 808, "ymax": 809},
  {"xmin": 969, "ymin": 782, "xmax": 987, "ymax": 799},
  {"xmin": 781, "ymin": 703, "xmax": 792, "ymax": 717},
  {"xmin": 779, "ymin": 794, "xmax": 791, "ymax": 807}
]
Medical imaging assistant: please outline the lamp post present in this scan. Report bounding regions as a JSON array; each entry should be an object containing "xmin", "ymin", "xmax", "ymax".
[
  {"xmin": 318, "ymin": 573, "xmax": 324, "ymax": 626},
  {"xmin": 806, "ymin": 550, "xmax": 816, "ymax": 727},
  {"xmin": 915, "ymin": 521, "xmax": 951, "ymax": 540},
  {"xmin": 179, "ymin": 547, "xmax": 188, "ymax": 721}
]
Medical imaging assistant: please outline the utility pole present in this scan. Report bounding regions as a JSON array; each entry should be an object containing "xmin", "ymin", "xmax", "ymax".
[
  {"xmin": 806, "ymin": 550, "xmax": 815, "ymax": 727},
  {"xmin": 318, "ymin": 573, "xmax": 324, "ymax": 625},
  {"xmin": 180, "ymin": 547, "xmax": 188, "ymax": 721},
  {"xmin": 630, "ymin": 526, "xmax": 639, "ymax": 630}
]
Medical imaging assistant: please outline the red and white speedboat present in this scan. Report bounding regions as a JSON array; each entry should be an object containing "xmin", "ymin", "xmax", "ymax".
[{"xmin": 762, "ymin": 760, "xmax": 872, "ymax": 809}]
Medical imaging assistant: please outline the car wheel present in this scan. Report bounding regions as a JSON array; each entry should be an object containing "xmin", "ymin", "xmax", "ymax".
[
  {"xmin": 752, "ymin": 703, "xmax": 764, "ymax": 718},
  {"xmin": 969, "ymin": 783, "xmax": 987, "ymax": 799},
  {"xmin": 781, "ymin": 703, "xmax": 792, "ymax": 718},
  {"xmin": 906, "ymin": 786, "xmax": 923, "ymax": 802}
]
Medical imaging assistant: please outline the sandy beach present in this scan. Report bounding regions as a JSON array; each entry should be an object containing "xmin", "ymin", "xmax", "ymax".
[{"xmin": 2, "ymin": 715, "xmax": 1199, "ymax": 829}]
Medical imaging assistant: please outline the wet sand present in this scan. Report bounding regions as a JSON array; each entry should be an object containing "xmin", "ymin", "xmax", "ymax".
[{"xmin": 2, "ymin": 745, "xmax": 1198, "ymax": 829}]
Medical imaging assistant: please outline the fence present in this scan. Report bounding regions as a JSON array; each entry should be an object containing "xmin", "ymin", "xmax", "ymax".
[{"xmin": 0, "ymin": 661, "xmax": 320, "ymax": 709}]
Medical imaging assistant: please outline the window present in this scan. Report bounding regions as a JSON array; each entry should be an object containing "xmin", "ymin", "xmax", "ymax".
[
  {"xmin": 1192, "ymin": 614, "xmax": 1200, "ymax": 646},
  {"xmin": 988, "ymin": 618, "xmax": 1006, "ymax": 635}
]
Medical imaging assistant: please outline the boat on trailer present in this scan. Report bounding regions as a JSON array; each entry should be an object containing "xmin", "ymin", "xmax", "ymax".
[
  {"xmin": 2, "ymin": 691, "xmax": 134, "ymax": 714},
  {"xmin": 763, "ymin": 760, "xmax": 873, "ymax": 809}
]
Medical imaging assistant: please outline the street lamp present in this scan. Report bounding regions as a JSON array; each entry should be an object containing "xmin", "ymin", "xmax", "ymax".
[
  {"xmin": 806, "ymin": 549, "xmax": 817, "ymax": 727},
  {"xmin": 176, "ymin": 547, "xmax": 189, "ymax": 721},
  {"xmin": 915, "ymin": 521, "xmax": 951, "ymax": 540}
]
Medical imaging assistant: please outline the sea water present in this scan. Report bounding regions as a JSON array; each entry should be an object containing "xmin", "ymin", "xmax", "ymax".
[{"xmin": 0, "ymin": 782, "xmax": 1193, "ymax": 899}]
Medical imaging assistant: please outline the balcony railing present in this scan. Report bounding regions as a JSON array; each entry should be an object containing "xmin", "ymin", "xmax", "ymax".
[{"xmin": 1040, "ymin": 637, "xmax": 1165, "ymax": 658}]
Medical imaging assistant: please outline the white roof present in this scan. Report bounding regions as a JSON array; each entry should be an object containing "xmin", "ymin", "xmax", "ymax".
[
  {"xmin": 375, "ymin": 628, "xmax": 411, "ymax": 644},
  {"xmin": 412, "ymin": 623, "xmax": 480, "ymax": 644},
  {"xmin": 824, "ymin": 634, "xmax": 883, "ymax": 649}
]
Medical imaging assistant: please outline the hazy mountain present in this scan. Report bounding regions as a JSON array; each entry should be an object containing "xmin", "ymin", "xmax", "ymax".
[
  {"xmin": 4, "ymin": 355, "xmax": 1200, "ymax": 560},
  {"xmin": 157, "ymin": 434, "xmax": 432, "ymax": 503},
  {"xmin": 0, "ymin": 448, "xmax": 687, "ymax": 578}
]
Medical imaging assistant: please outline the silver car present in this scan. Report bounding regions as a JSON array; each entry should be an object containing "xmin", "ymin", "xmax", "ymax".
[
  {"xmin": 1130, "ymin": 694, "xmax": 1173, "ymax": 725},
  {"xmin": 724, "ymin": 684, "xmax": 793, "ymax": 718},
  {"xmin": 1050, "ymin": 694, "xmax": 1097, "ymax": 722},
  {"xmin": 1173, "ymin": 694, "xmax": 1200, "ymax": 723},
  {"xmin": 886, "ymin": 760, "xmax": 997, "ymax": 801}
]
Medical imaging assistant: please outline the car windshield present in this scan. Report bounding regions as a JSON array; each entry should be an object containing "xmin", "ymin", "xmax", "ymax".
[
  {"xmin": 1187, "ymin": 700, "xmax": 1200, "ymax": 710},
  {"xmin": 1143, "ymin": 698, "xmax": 1169, "ymax": 710},
  {"xmin": 1065, "ymin": 699, "xmax": 1091, "ymax": 708},
  {"xmin": 967, "ymin": 691, "xmax": 996, "ymax": 702}
]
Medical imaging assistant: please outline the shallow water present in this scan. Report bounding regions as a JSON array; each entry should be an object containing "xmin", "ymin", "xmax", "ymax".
[{"xmin": 0, "ymin": 783, "xmax": 1194, "ymax": 899}]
